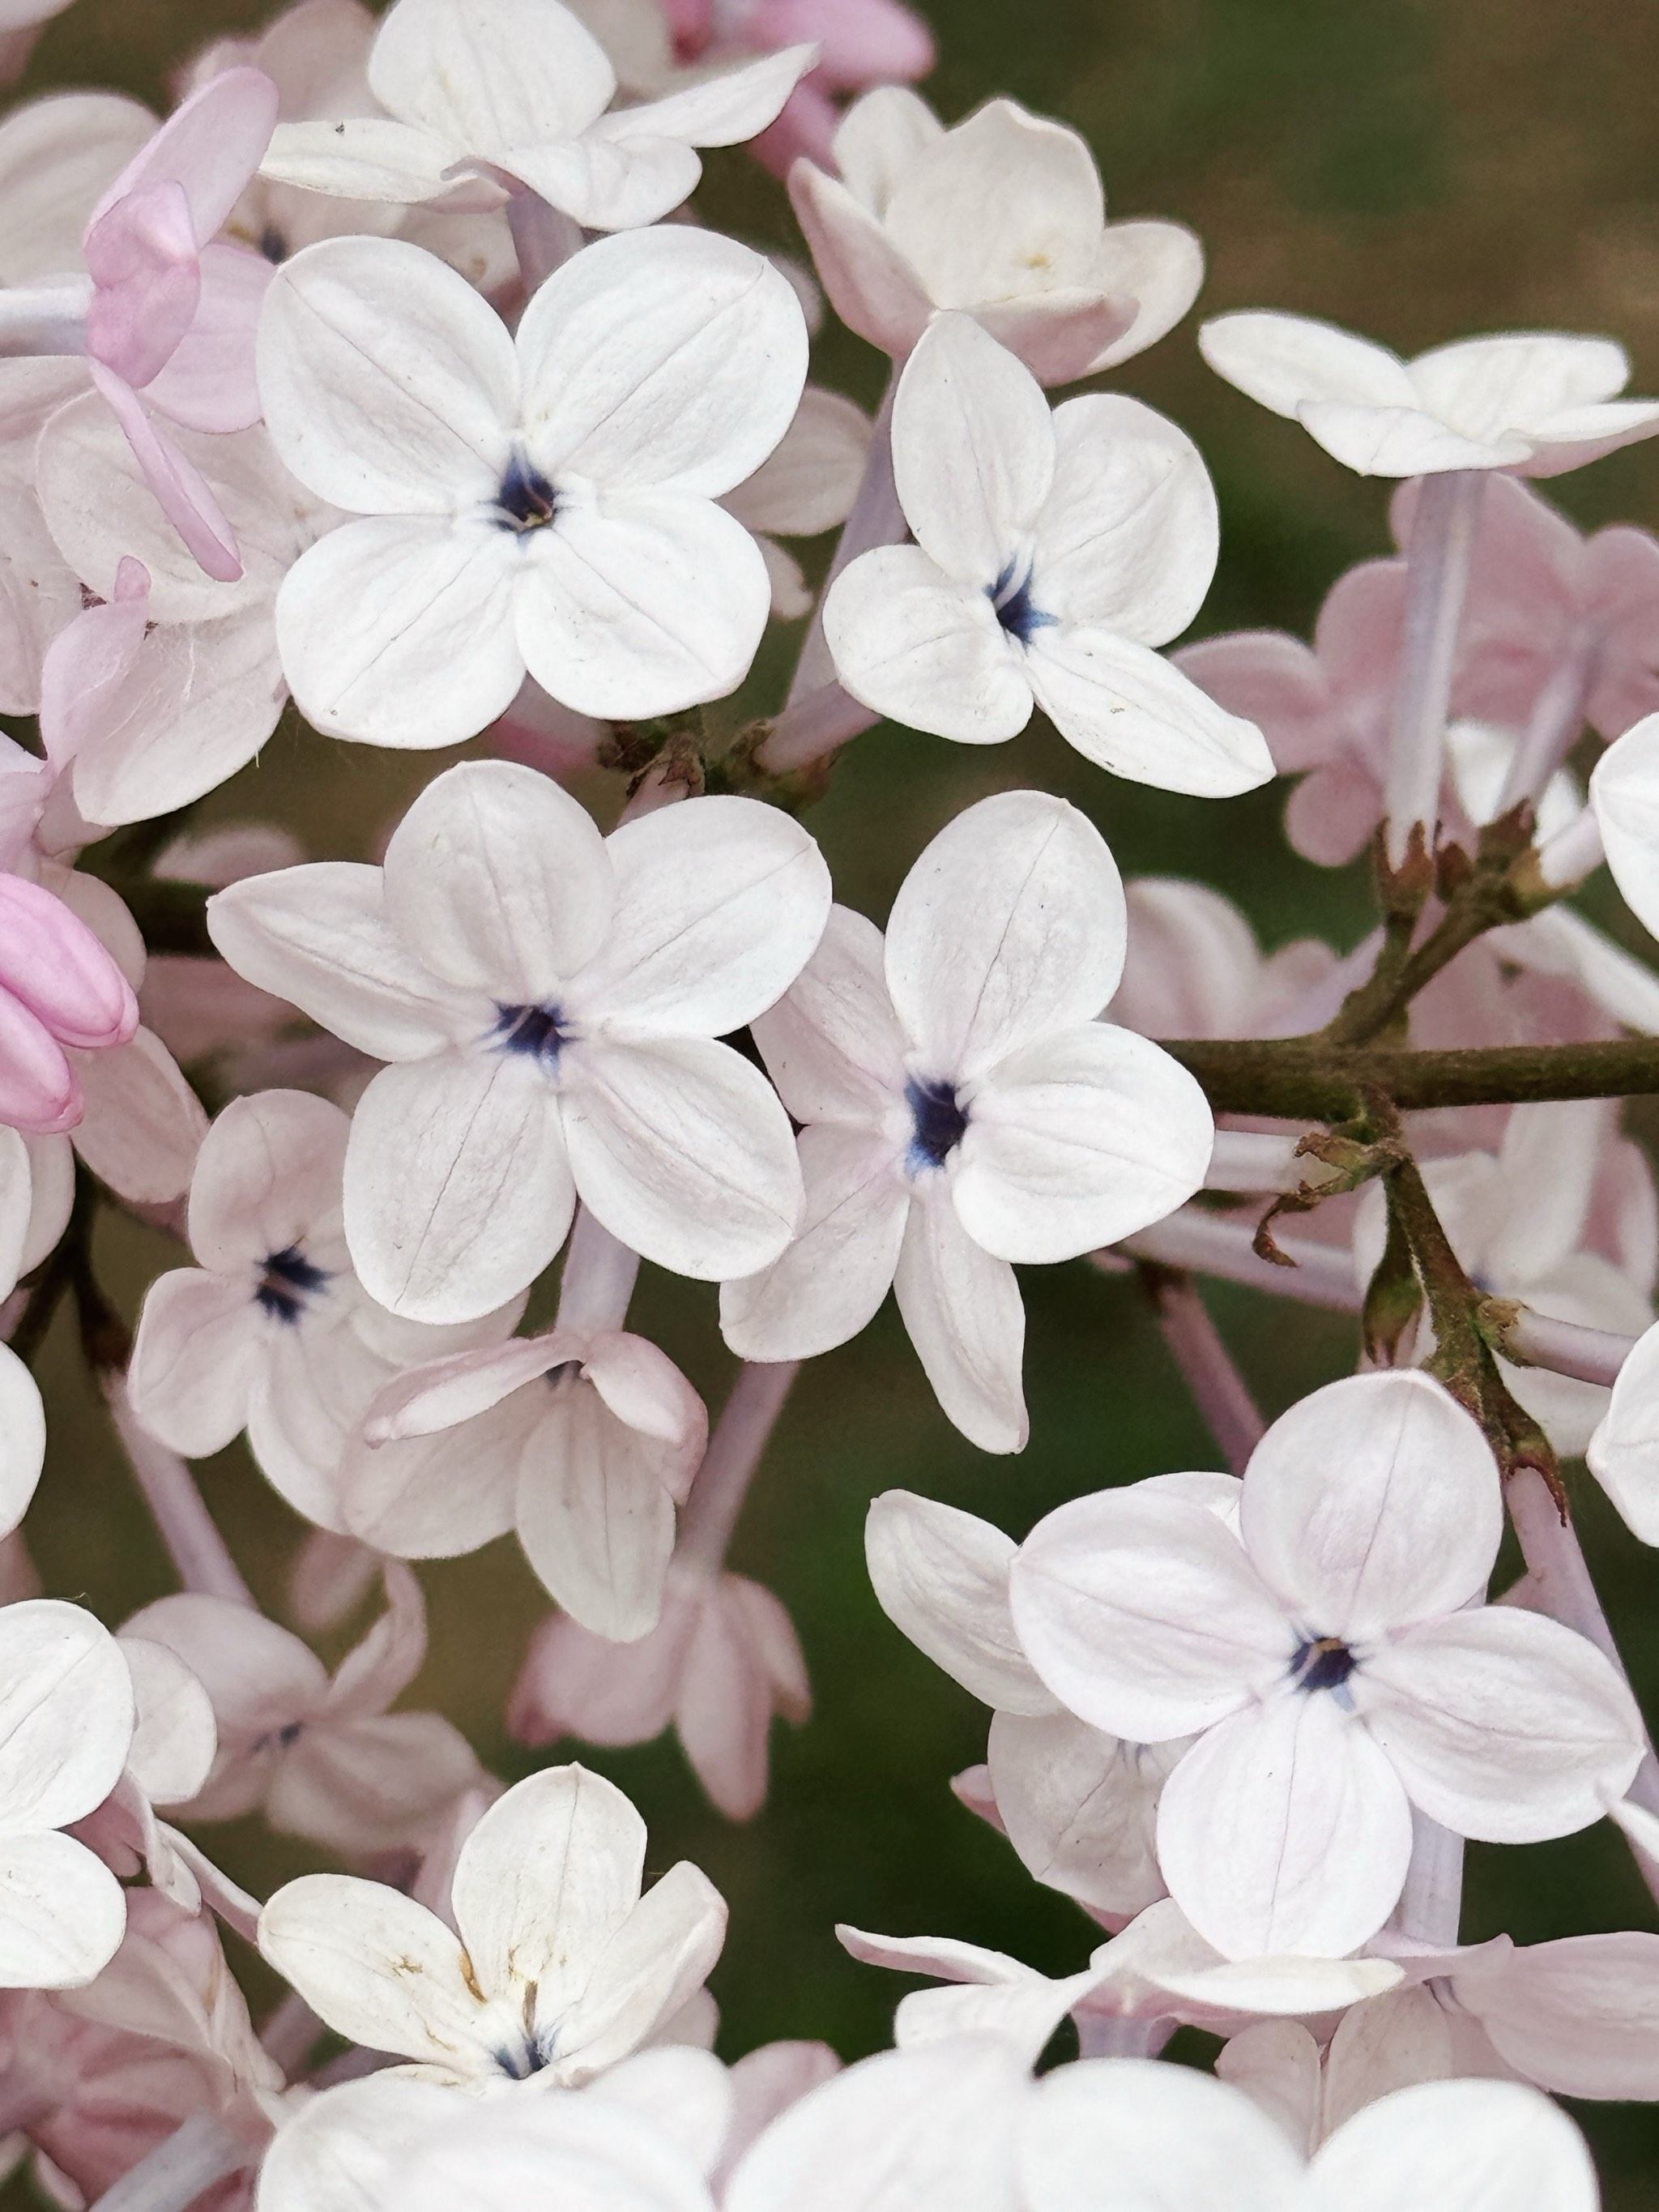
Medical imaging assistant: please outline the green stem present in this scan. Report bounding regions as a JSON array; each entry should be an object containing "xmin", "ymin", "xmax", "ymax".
[{"xmin": 1160, "ymin": 1036, "xmax": 1659, "ymax": 1120}]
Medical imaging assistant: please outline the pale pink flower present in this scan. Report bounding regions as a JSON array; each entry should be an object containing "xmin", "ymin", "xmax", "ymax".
[
  {"xmin": 510, "ymin": 1564, "xmax": 809, "ymax": 1821},
  {"xmin": 0, "ymin": 873, "xmax": 137, "ymax": 1136}
]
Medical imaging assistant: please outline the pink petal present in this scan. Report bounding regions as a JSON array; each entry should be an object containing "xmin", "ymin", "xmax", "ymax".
[
  {"xmin": 82, "ymin": 179, "xmax": 202, "ymax": 390},
  {"xmin": 89, "ymin": 67, "xmax": 280, "ymax": 246},
  {"xmin": 89, "ymin": 363, "xmax": 241, "ymax": 582},
  {"xmin": 37, "ymin": 556, "xmax": 151, "ymax": 769},
  {"xmin": 142, "ymin": 241, "xmax": 273, "ymax": 433},
  {"xmin": 0, "ymin": 875, "xmax": 138, "ymax": 1050}
]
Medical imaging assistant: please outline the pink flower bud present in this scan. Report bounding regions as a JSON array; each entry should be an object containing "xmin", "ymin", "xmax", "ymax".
[{"xmin": 0, "ymin": 876, "xmax": 139, "ymax": 1052}]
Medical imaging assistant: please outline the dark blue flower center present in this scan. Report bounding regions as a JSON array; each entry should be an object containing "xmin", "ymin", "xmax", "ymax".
[
  {"xmin": 255, "ymin": 1245, "xmax": 331, "ymax": 1325},
  {"xmin": 1290, "ymin": 1635, "xmax": 1358, "ymax": 1695},
  {"xmin": 906, "ymin": 1077, "xmax": 969, "ymax": 1172},
  {"xmin": 495, "ymin": 451, "xmax": 558, "ymax": 532},
  {"xmin": 991, "ymin": 557, "xmax": 1056, "ymax": 645},
  {"xmin": 493, "ymin": 1002, "xmax": 570, "ymax": 1068}
]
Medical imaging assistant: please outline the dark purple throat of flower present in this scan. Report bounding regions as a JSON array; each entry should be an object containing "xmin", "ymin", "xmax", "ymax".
[
  {"xmin": 493, "ymin": 1001, "xmax": 572, "ymax": 1068},
  {"xmin": 495, "ymin": 451, "xmax": 559, "ymax": 532},
  {"xmin": 992, "ymin": 557, "xmax": 1056, "ymax": 646},
  {"xmin": 256, "ymin": 1245, "xmax": 332, "ymax": 1324},
  {"xmin": 906, "ymin": 1076, "xmax": 969, "ymax": 1172},
  {"xmin": 1290, "ymin": 1634, "xmax": 1358, "ymax": 1696}
]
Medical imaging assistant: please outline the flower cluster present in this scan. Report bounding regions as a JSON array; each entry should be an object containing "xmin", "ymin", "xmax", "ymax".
[{"xmin": 2, "ymin": 0, "xmax": 1659, "ymax": 2206}]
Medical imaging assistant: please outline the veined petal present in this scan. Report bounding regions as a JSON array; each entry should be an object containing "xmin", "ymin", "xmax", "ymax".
[
  {"xmin": 548, "ymin": 1860, "xmax": 727, "ymax": 2080},
  {"xmin": 1297, "ymin": 399, "xmax": 1521, "ymax": 477},
  {"xmin": 188, "ymin": 1087, "xmax": 348, "ymax": 1271},
  {"xmin": 785, "ymin": 159, "xmax": 932, "ymax": 360},
  {"xmin": 885, "ymin": 789, "xmax": 1127, "ymax": 1077},
  {"xmin": 91, "ymin": 66, "xmax": 278, "ymax": 244},
  {"xmin": 382, "ymin": 758, "xmax": 613, "ymax": 1003},
  {"xmin": 1035, "ymin": 394, "xmax": 1218, "ymax": 643},
  {"xmin": 369, "ymin": 0, "xmax": 616, "ymax": 150},
  {"xmin": 0, "ymin": 1831, "xmax": 126, "ymax": 1989},
  {"xmin": 1026, "ymin": 629, "xmax": 1274, "ymax": 796},
  {"xmin": 750, "ymin": 904, "xmax": 909, "ymax": 1126},
  {"xmin": 1156, "ymin": 1695, "xmax": 1415, "ymax": 1960},
  {"xmin": 258, "ymin": 234, "xmax": 517, "ymax": 511},
  {"xmin": 988, "ymin": 1710, "xmax": 1178, "ymax": 1916},
  {"xmin": 571, "ymin": 796, "xmax": 829, "ymax": 1039},
  {"xmin": 1010, "ymin": 1490, "xmax": 1291, "ymax": 1740},
  {"xmin": 501, "ymin": 131, "xmax": 703, "ymax": 232},
  {"xmin": 893, "ymin": 1189, "xmax": 1026, "ymax": 1454},
  {"xmin": 1589, "ymin": 1317, "xmax": 1659, "ymax": 1542},
  {"xmin": 207, "ymin": 862, "xmax": 467, "ymax": 1061},
  {"xmin": 0, "ymin": 1599, "xmax": 134, "ymax": 1832},
  {"xmin": 1304, "ymin": 2077, "xmax": 1597, "ymax": 2212},
  {"xmin": 258, "ymin": 116, "xmax": 468, "ymax": 204},
  {"xmin": 1239, "ymin": 1371, "xmax": 1502, "ymax": 1642},
  {"xmin": 126, "ymin": 1270, "xmax": 262, "ymax": 1458},
  {"xmin": 823, "ymin": 543, "xmax": 1034, "ymax": 744},
  {"xmin": 254, "ymin": 2075, "xmax": 458, "ymax": 2212},
  {"xmin": 601, "ymin": 45, "xmax": 816, "ymax": 148},
  {"xmin": 864, "ymin": 1489, "xmax": 1056, "ymax": 1715},
  {"xmin": 518, "ymin": 227, "xmax": 807, "ymax": 495},
  {"xmin": 1199, "ymin": 311, "xmax": 1418, "ymax": 420},
  {"xmin": 122, "ymin": 1589, "xmax": 329, "ymax": 1745},
  {"xmin": 1450, "ymin": 1931, "xmax": 1659, "ymax": 2099},
  {"xmin": 516, "ymin": 494, "xmax": 770, "ymax": 720},
  {"xmin": 953, "ymin": 1022, "xmax": 1213, "ymax": 1263},
  {"xmin": 275, "ymin": 515, "xmax": 525, "ymax": 749},
  {"xmin": 1409, "ymin": 331, "xmax": 1630, "ymax": 444},
  {"xmin": 258, "ymin": 1873, "xmax": 485, "ymax": 2072},
  {"xmin": 516, "ymin": 1381, "xmax": 679, "ymax": 1639},
  {"xmin": 343, "ymin": 1053, "xmax": 575, "ymax": 1322},
  {"xmin": 341, "ymin": 1419, "xmax": 521, "ymax": 1558},
  {"xmin": 890, "ymin": 313, "xmax": 1056, "ymax": 587},
  {"xmin": 1355, "ymin": 1608, "xmax": 1644, "ymax": 1843},
  {"xmin": 451, "ymin": 1764, "xmax": 643, "ymax": 2015},
  {"xmin": 720, "ymin": 1123, "xmax": 908, "ymax": 1360},
  {"xmin": 561, "ymin": 1035, "xmax": 801, "ymax": 1281}
]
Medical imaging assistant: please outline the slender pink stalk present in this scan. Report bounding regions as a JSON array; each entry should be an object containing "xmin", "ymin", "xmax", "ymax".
[
  {"xmin": 1384, "ymin": 469, "xmax": 1486, "ymax": 865},
  {"xmin": 677, "ymin": 1360, "xmax": 801, "ymax": 1571},
  {"xmin": 1392, "ymin": 1807, "xmax": 1464, "ymax": 1946},
  {"xmin": 1536, "ymin": 805, "xmax": 1605, "ymax": 890},
  {"xmin": 84, "ymin": 2112, "xmax": 248, "ymax": 2212},
  {"xmin": 1115, "ymin": 1209, "xmax": 1362, "ymax": 1311},
  {"xmin": 554, "ymin": 1205, "xmax": 641, "ymax": 1336},
  {"xmin": 1147, "ymin": 1275, "xmax": 1264, "ymax": 1475},
  {"xmin": 1499, "ymin": 1308, "xmax": 1635, "ymax": 1387},
  {"xmin": 1496, "ymin": 651, "xmax": 1587, "ymax": 814},
  {"xmin": 104, "ymin": 1377, "xmax": 255, "ymax": 1608}
]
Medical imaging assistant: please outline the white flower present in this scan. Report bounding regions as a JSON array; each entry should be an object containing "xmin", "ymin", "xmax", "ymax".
[
  {"xmin": 722, "ymin": 790, "xmax": 1214, "ymax": 1452},
  {"xmin": 208, "ymin": 763, "xmax": 830, "ymax": 1322},
  {"xmin": 823, "ymin": 316, "xmax": 1272, "ymax": 795},
  {"xmin": 1009, "ymin": 1370, "xmax": 1645, "ymax": 1959},
  {"xmin": 722, "ymin": 2039, "xmax": 1598, "ymax": 2212},
  {"xmin": 1591, "ymin": 708, "xmax": 1659, "ymax": 940},
  {"xmin": 255, "ymin": 227, "xmax": 808, "ymax": 747},
  {"xmin": 1586, "ymin": 1317, "xmax": 1659, "ymax": 1545},
  {"xmin": 257, "ymin": 0, "xmax": 814, "ymax": 230},
  {"xmin": 1201, "ymin": 312, "xmax": 1659, "ymax": 477},
  {"xmin": 0, "ymin": 1599, "xmax": 136, "ymax": 1988},
  {"xmin": 258, "ymin": 1763, "xmax": 727, "ymax": 2089},
  {"xmin": 127, "ymin": 1089, "xmax": 516, "ymax": 1527},
  {"xmin": 1352, "ymin": 1100, "xmax": 1654, "ymax": 1456},
  {"xmin": 790, "ymin": 88, "xmax": 1203, "ymax": 385},
  {"xmin": 341, "ymin": 1322, "xmax": 707, "ymax": 1641},
  {"xmin": 122, "ymin": 1566, "xmax": 484, "ymax": 1854}
]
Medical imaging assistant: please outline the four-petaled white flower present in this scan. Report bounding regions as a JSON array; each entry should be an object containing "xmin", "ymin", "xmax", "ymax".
[
  {"xmin": 258, "ymin": 1762, "xmax": 727, "ymax": 2088},
  {"xmin": 208, "ymin": 761, "xmax": 831, "ymax": 1322},
  {"xmin": 1010, "ymin": 1370, "xmax": 1646, "ymax": 1960},
  {"xmin": 0, "ymin": 1599, "xmax": 136, "ymax": 1989},
  {"xmin": 126, "ymin": 1088, "xmax": 517, "ymax": 1529},
  {"xmin": 256, "ymin": 226, "xmax": 808, "ymax": 747},
  {"xmin": 823, "ymin": 315, "xmax": 1273, "ymax": 795},
  {"xmin": 790, "ymin": 88, "xmax": 1203, "ymax": 385},
  {"xmin": 1201, "ymin": 312, "xmax": 1659, "ymax": 477},
  {"xmin": 258, "ymin": 0, "xmax": 815, "ymax": 231},
  {"xmin": 722, "ymin": 789, "xmax": 1214, "ymax": 1452}
]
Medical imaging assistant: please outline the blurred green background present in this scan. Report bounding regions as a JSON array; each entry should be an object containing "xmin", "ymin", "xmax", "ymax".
[{"xmin": 19, "ymin": 0, "xmax": 1659, "ymax": 2201}]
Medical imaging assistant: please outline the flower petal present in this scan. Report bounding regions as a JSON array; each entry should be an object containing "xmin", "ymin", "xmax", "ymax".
[
  {"xmin": 0, "ymin": 1344, "xmax": 43, "ymax": 1541},
  {"xmin": 1304, "ymin": 2077, "xmax": 1597, "ymax": 2212},
  {"xmin": 1026, "ymin": 628, "xmax": 1273, "ymax": 796},
  {"xmin": 382, "ymin": 758, "xmax": 613, "ymax": 1003},
  {"xmin": 1156, "ymin": 1695, "xmax": 1415, "ymax": 1959},
  {"xmin": 343, "ymin": 1053, "xmax": 575, "ymax": 1322},
  {"xmin": 1024, "ymin": 2056, "xmax": 1304, "ymax": 2212},
  {"xmin": 450, "ymin": 1764, "xmax": 643, "ymax": 2015},
  {"xmin": 823, "ymin": 544, "xmax": 1033, "ymax": 744},
  {"xmin": 864, "ymin": 1489, "xmax": 1056, "ymax": 1714},
  {"xmin": 1354, "ymin": 1608, "xmax": 1644, "ymax": 1843},
  {"xmin": 571, "ymin": 796, "xmax": 830, "ymax": 1039},
  {"xmin": 258, "ymin": 1873, "xmax": 484, "ymax": 2071},
  {"xmin": 893, "ymin": 1188, "xmax": 1026, "ymax": 1453},
  {"xmin": 369, "ymin": 0, "xmax": 616, "ymax": 149},
  {"xmin": 519, "ymin": 227, "xmax": 807, "ymax": 496},
  {"xmin": 954, "ymin": 1022, "xmax": 1212, "ymax": 1263},
  {"xmin": 1199, "ymin": 312, "xmax": 1418, "ymax": 419},
  {"xmin": 276, "ymin": 515, "xmax": 524, "ymax": 748},
  {"xmin": 126, "ymin": 1270, "xmax": 262, "ymax": 1458},
  {"xmin": 988, "ymin": 1710, "xmax": 1179, "ymax": 1916},
  {"xmin": 0, "ymin": 1598, "xmax": 134, "ymax": 1831},
  {"xmin": 258, "ymin": 233, "xmax": 516, "ymax": 512},
  {"xmin": 0, "ymin": 1830, "xmax": 126, "ymax": 1989},
  {"xmin": 548, "ymin": 1860, "xmax": 727, "ymax": 2081},
  {"xmin": 1592, "ymin": 713, "xmax": 1659, "ymax": 942},
  {"xmin": 885, "ymin": 789, "xmax": 1127, "ymax": 1078},
  {"xmin": 720, "ymin": 1123, "xmax": 909, "ymax": 1360},
  {"xmin": 750, "ymin": 903, "xmax": 909, "ymax": 1125},
  {"xmin": 1010, "ymin": 1489, "xmax": 1290, "ymax": 1740},
  {"xmin": 1239, "ymin": 1371, "xmax": 1503, "ymax": 1641},
  {"xmin": 1450, "ymin": 1931, "xmax": 1659, "ymax": 2099},
  {"xmin": 561, "ymin": 1036, "xmax": 801, "ymax": 1282},
  {"xmin": 517, "ymin": 1381, "xmax": 679, "ymax": 1639}
]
